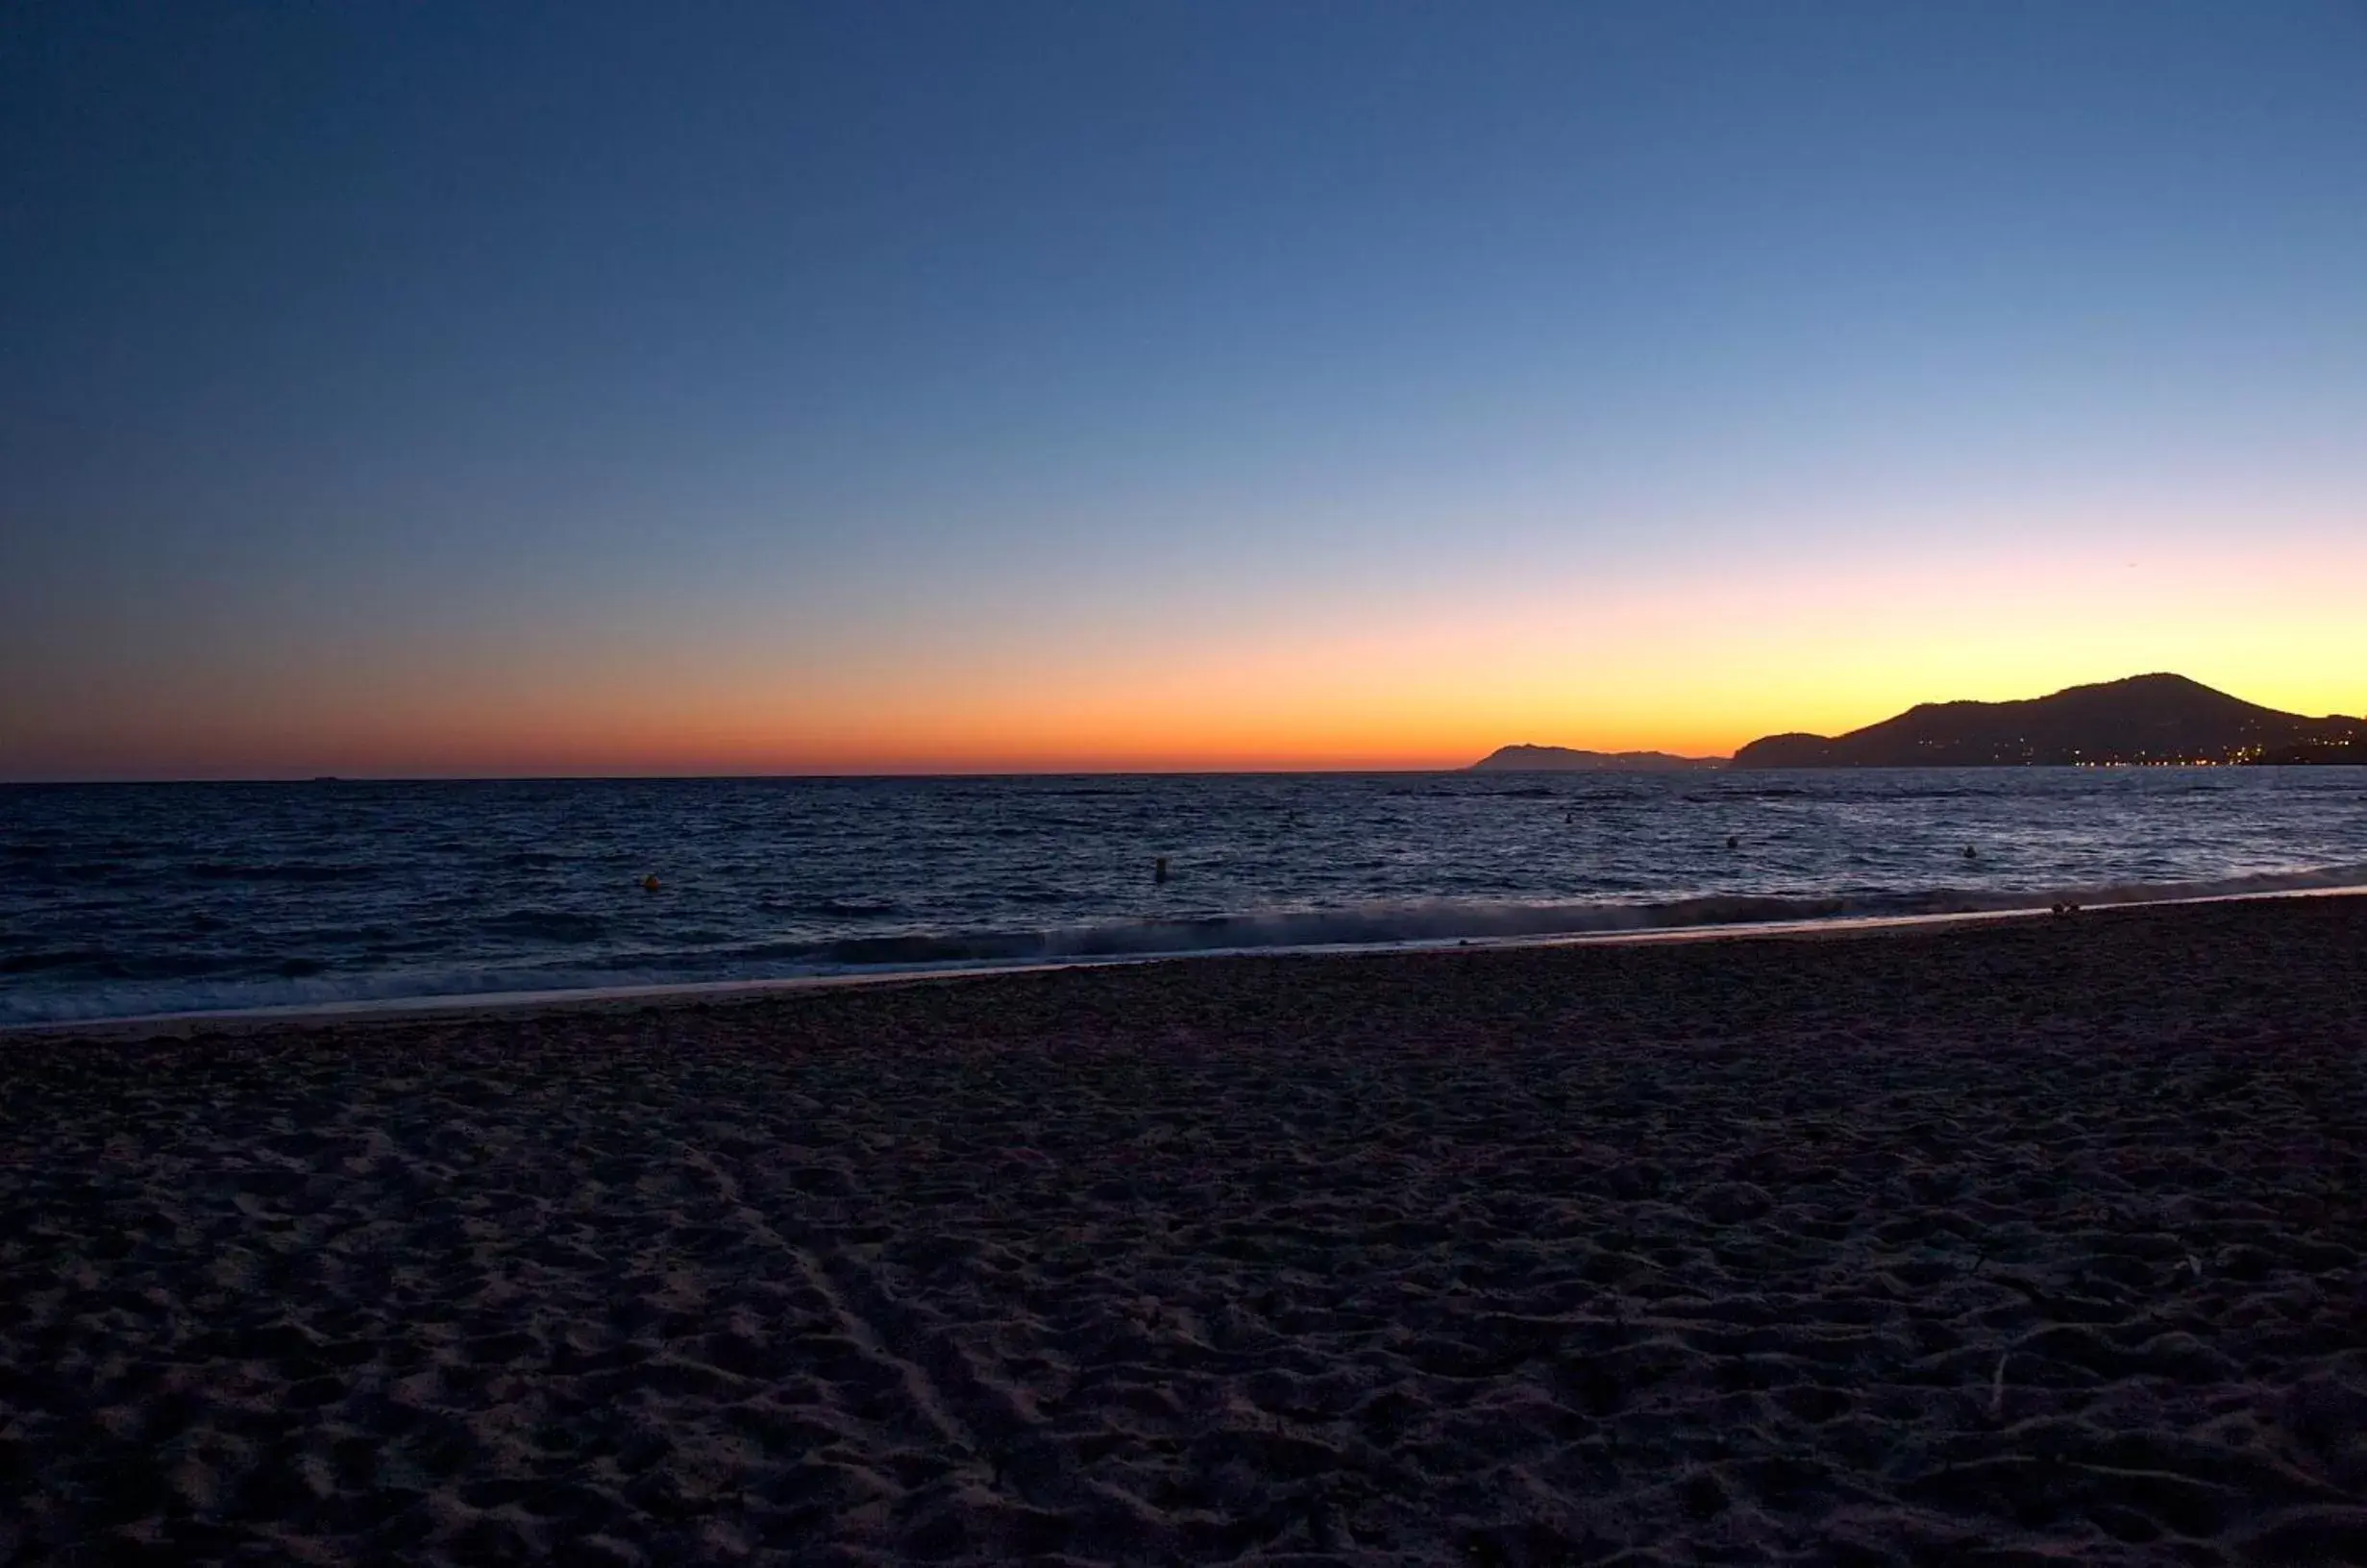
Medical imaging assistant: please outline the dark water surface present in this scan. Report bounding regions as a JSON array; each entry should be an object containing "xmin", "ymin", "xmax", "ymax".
[{"xmin": 4, "ymin": 769, "xmax": 2364, "ymax": 1023}]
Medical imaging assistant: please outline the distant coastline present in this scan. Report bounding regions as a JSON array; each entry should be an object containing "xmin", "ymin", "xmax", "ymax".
[
  {"xmin": 1475, "ymin": 673, "xmax": 2364, "ymax": 771},
  {"xmin": 1468, "ymin": 745, "xmax": 1724, "ymax": 772}
]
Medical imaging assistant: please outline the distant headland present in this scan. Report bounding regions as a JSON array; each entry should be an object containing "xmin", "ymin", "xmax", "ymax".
[
  {"xmin": 1469, "ymin": 746, "xmax": 1725, "ymax": 772},
  {"xmin": 1731, "ymin": 674, "xmax": 2363, "ymax": 768},
  {"xmin": 1474, "ymin": 674, "xmax": 2364, "ymax": 771}
]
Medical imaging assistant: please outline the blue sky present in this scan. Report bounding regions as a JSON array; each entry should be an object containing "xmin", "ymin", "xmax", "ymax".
[{"xmin": 5, "ymin": 2, "xmax": 2364, "ymax": 775}]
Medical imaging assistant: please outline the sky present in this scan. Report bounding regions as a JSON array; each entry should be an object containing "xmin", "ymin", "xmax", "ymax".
[{"xmin": 4, "ymin": 1, "xmax": 2364, "ymax": 778}]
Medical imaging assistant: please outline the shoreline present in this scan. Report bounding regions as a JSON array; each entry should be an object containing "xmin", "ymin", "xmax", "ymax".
[{"xmin": 12, "ymin": 880, "xmax": 2365, "ymax": 1041}]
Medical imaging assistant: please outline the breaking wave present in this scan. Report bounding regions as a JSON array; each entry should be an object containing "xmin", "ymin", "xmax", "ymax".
[
  {"xmin": 746, "ymin": 863, "xmax": 2367, "ymax": 968},
  {"xmin": 9, "ymin": 862, "xmax": 2363, "ymax": 1028}
]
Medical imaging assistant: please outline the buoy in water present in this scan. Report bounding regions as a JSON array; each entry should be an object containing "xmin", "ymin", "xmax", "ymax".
[{"xmin": 642, "ymin": 873, "xmax": 661, "ymax": 893}]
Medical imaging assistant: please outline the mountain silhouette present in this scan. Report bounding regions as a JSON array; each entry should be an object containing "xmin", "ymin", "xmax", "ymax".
[
  {"xmin": 1732, "ymin": 674, "xmax": 2362, "ymax": 768},
  {"xmin": 1470, "ymin": 745, "xmax": 1724, "ymax": 772}
]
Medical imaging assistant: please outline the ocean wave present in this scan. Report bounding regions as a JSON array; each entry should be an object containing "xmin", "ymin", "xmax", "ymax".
[
  {"xmin": 185, "ymin": 862, "xmax": 381, "ymax": 884},
  {"xmin": 479, "ymin": 910, "xmax": 607, "ymax": 943},
  {"xmin": 0, "ymin": 947, "xmax": 117, "ymax": 976},
  {"xmin": 551, "ymin": 862, "xmax": 2367, "ymax": 976},
  {"xmin": 796, "ymin": 898, "xmax": 905, "ymax": 919},
  {"xmin": 9, "ymin": 862, "xmax": 2365, "ymax": 1029},
  {"xmin": 0, "ymin": 946, "xmax": 248, "ymax": 984}
]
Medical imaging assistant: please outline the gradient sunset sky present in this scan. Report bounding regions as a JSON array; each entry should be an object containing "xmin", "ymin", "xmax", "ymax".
[{"xmin": 5, "ymin": 2, "xmax": 2364, "ymax": 779}]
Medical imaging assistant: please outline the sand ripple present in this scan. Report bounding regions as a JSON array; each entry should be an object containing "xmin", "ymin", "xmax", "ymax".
[{"xmin": 3, "ymin": 897, "xmax": 2364, "ymax": 1562}]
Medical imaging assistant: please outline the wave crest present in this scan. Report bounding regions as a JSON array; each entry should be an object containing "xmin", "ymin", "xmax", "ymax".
[{"xmin": 9, "ymin": 862, "xmax": 2363, "ymax": 1027}]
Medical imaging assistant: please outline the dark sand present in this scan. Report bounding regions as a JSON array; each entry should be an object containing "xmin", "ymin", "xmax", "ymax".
[{"xmin": 3, "ymin": 897, "xmax": 2364, "ymax": 1565}]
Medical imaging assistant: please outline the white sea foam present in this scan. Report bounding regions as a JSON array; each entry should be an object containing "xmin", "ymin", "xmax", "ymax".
[{"xmin": 10, "ymin": 868, "xmax": 2364, "ymax": 1033}]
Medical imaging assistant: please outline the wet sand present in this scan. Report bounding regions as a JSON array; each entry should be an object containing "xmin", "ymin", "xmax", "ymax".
[{"xmin": 3, "ymin": 895, "xmax": 2364, "ymax": 1563}]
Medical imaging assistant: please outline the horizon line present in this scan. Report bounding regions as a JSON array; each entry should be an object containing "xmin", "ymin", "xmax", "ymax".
[{"xmin": 1, "ymin": 763, "xmax": 1552, "ymax": 786}]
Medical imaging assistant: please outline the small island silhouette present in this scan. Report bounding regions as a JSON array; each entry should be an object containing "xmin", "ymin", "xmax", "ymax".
[
  {"xmin": 1469, "ymin": 746, "xmax": 1724, "ymax": 772},
  {"xmin": 1474, "ymin": 674, "xmax": 2363, "ymax": 770}
]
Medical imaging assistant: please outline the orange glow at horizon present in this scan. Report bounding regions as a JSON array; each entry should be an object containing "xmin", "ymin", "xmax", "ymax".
[{"xmin": 9, "ymin": 528, "xmax": 2365, "ymax": 780}]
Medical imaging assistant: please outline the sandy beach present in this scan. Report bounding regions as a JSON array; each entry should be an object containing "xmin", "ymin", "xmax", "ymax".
[{"xmin": 3, "ymin": 895, "xmax": 2363, "ymax": 1564}]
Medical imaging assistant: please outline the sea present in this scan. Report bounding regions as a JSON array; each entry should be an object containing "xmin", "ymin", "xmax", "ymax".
[{"xmin": 4, "ymin": 768, "xmax": 2364, "ymax": 1026}]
